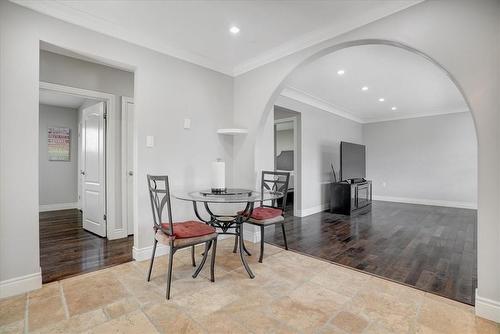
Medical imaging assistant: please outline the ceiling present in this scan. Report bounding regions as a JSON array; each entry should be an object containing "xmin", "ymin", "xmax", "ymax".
[
  {"xmin": 40, "ymin": 89, "xmax": 91, "ymax": 109},
  {"xmin": 13, "ymin": 0, "xmax": 420, "ymax": 76},
  {"xmin": 282, "ymin": 44, "xmax": 468, "ymax": 123}
]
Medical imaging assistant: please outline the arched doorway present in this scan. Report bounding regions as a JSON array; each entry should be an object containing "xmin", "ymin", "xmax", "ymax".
[{"xmin": 255, "ymin": 39, "xmax": 478, "ymax": 304}]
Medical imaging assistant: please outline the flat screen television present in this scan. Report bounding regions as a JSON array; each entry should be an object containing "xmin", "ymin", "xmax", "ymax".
[{"xmin": 340, "ymin": 141, "xmax": 366, "ymax": 181}]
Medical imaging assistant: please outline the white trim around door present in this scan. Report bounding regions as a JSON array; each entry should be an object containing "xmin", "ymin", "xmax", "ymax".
[{"xmin": 121, "ymin": 96, "xmax": 135, "ymax": 236}]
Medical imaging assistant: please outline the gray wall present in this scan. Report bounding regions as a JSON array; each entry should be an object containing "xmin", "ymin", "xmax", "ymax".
[
  {"xmin": 40, "ymin": 50, "xmax": 134, "ymax": 97},
  {"xmin": 363, "ymin": 112, "xmax": 477, "ymax": 207},
  {"xmin": 39, "ymin": 104, "xmax": 79, "ymax": 205}
]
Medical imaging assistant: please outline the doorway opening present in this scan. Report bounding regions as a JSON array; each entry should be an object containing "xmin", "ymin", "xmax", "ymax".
[
  {"xmin": 261, "ymin": 41, "xmax": 478, "ymax": 305},
  {"xmin": 274, "ymin": 107, "xmax": 301, "ymax": 217},
  {"xmin": 38, "ymin": 45, "xmax": 135, "ymax": 283}
]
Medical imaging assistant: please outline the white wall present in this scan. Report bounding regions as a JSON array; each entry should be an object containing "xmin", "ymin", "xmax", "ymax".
[
  {"xmin": 364, "ymin": 112, "xmax": 477, "ymax": 208},
  {"xmin": 39, "ymin": 104, "xmax": 79, "ymax": 207},
  {"xmin": 275, "ymin": 95, "xmax": 363, "ymax": 215},
  {"xmin": 0, "ymin": 1, "xmax": 233, "ymax": 297},
  {"xmin": 233, "ymin": 1, "xmax": 500, "ymax": 321}
]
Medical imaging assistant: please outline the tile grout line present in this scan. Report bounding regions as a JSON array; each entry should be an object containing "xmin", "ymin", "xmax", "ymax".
[
  {"xmin": 59, "ymin": 282, "xmax": 70, "ymax": 320},
  {"xmin": 24, "ymin": 293, "xmax": 29, "ymax": 334},
  {"xmin": 412, "ymin": 293, "xmax": 424, "ymax": 333}
]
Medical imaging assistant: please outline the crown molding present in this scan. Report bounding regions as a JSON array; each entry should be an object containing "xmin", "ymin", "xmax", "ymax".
[
  {"xmin": 280, "ymin": 87, "xmax": 365, "ymax": 124},
  {"xmin": 11, "ymin": 0, "xmax": 234, "ymax": 76},
  {"xmin": 232, "ymin": 1, "xmax": 423, "ymax": 76},
  {"xmin": 12, "ymin": 0, "xmax": 422, "ymax": 77},
  {"xmin": 280, "ymin": 86, "xmax": 469, "ymax": 124},
  {"xmin": 362, "ymin": 108, "xmax": 470, "ymax": 124}
]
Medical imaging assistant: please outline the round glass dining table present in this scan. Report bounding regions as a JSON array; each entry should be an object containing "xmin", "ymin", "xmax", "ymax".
[{"xmin": 174, "ymin": 189, "xmax": 284, "ymax": 278}]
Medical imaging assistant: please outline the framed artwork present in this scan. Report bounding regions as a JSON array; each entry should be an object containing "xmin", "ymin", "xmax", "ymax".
[{"xmin": 48, "ymin": 127, "xmax": 70, "ymax": 161}]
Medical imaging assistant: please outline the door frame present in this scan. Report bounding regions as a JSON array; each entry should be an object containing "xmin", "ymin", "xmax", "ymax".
[
  {"xmin": 121, "ymin": 96, "xmax": 135, "ymax": 236},
  {"xmin": 274, "ymin": 116, "xmax": 300, "ymax": 217},
  {"xmin": 39, "ymin": 81, "xmax": 125, "ymax": 239}
]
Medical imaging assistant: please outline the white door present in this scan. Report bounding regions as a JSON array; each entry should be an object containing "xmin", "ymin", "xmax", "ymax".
[
  {"xmin": 124, "ymin": 100, "xmax": 134, "ymax": 235},
  {"xmin": 82, "ymin": 102, "xmax": 106, "ymax": 237}
]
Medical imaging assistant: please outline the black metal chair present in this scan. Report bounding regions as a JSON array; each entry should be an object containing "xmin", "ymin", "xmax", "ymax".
[
  {"xmin": 146, "ymin": 175, "xmax": 218, "ymax": 299},
  {"xmin": 241, "ymin": 171, "xmax": 290, "ymax": 263}
]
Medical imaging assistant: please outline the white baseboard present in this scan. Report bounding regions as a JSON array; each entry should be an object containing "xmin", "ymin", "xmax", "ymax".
[
  {"xmin": 475, "ymin": 289, "xmax": 500, "ymax": 323},
  {"xmin": 133, "ymin": 244, "xmax": 169, "ymax": 262},
  {"xmin": 372, "ymin": 195, "xmax": 477, "ymax": 209},
  {"xmin": 39, "ymin": 202, "xmax": 78, "ymax": 212},
  {"xmin": 0, "ymin": 271, "xmax": 42, "ymax": 298},
  {"xmin": 132, "ymin": 232, "xmax": 258, "ymax": 262},
  {"xmin": 297, "ymin": 203, "xmax": 329, "ymax": 217}
]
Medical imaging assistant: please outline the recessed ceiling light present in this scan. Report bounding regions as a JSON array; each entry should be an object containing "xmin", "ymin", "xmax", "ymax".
[
  {"xmin": 361, "ymin": 86, "xmax": 368, "ymax": 91},
  {"xmin": 337, "ymin": 69, "xmax": 345, "ymax": 76},
  {"xmin": 229, "ymin": 26, "xmax": 240, "ymax": 34},
  {"xmin": 391, "ymin": 106, "xmax": 397, "ymax": 111},
  {"xmin": 378, "ymin": 98, "xmax": 385, "ymax": 102}
]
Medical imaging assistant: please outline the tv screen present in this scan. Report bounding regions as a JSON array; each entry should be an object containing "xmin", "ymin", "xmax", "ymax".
[{"xmin": 340, "ymin": 142, "xmax": 366, "ymax": 181}]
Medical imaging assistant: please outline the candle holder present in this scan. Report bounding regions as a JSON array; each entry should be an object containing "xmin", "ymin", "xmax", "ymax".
[{"xmin": 211, "ymin": 187, "xmax": 227, "ymax": 194}]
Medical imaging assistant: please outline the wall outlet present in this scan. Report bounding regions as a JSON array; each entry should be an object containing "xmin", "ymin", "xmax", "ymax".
[
  {"xmin": 183, "ymin": 118, "xmax": 191, "ymax": 129},
  {"xmin": 146, "ymin": 136, "xmax": 154, "ymax": 147},
  {"xmin": 382, "ymin": 181, "xmax": 387, "ymax": 187}
]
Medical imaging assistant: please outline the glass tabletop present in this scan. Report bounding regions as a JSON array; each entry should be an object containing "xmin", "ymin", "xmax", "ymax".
[{"xmin": 174, "ymin": 188, "xmax": 284, "ymax": 203}]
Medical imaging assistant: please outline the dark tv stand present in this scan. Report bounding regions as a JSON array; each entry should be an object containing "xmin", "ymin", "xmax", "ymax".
[{"xmin": 330, "ymin": 180, "xmax": 372, "ymax": 215}]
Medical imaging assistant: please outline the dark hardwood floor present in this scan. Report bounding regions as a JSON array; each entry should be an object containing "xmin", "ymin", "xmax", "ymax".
[
  {"xmin": 39, "ymin": 209, "xmax": 133, "ymax": 283},
  {"xmin": 264, "ymin": 200, "xmax": 477, "ymax": 305}
]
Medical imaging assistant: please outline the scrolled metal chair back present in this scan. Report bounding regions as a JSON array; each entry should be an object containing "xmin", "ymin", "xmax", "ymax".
[
  {"xmin": 260, "ymin": 171, "xmax": 290, "ymax": 211},
  {"xmin": 147, "ymin": 175, "xmax": 174, "ymax": 236}
]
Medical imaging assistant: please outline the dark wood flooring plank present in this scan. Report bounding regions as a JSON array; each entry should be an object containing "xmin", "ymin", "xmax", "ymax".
[{"xmin": 39, "ymin": 209, "xmax": 133, "ymax": 283}]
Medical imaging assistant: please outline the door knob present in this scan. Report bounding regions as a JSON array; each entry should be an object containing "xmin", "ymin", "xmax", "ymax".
[
  {"xmin": 80, "ymin": 170, "xmax": 86, "ymax": 175},
  {"xmin": 128, "ymin": 171, "xmax": 134, "ymax": 176}
]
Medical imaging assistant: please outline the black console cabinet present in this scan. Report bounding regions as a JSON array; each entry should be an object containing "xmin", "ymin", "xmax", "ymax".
[{"xmin": 330, "ymin": 180, "xmax": 372, "ymax": 215}]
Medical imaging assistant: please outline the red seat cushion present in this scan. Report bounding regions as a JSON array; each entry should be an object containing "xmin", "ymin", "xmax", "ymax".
[
  {"xmin": 239, "ymin": 207, "xmax": 283, "ymax": 220},
  {"xmin": 161, "ymin": 221, "xmax": 215, "ymax": 239}
]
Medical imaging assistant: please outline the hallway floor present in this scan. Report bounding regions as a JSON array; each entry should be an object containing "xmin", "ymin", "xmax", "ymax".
[
  {"xmin": 39, "ymin": 209, "xmax": 133, "ymax": 283},
  {"xmin": 265, "ymin": 200, "xmax": 477, "ymax": 305},
  {"xmin": 0, "ymin": 239, "xmax": 497, "ymax": 333}
]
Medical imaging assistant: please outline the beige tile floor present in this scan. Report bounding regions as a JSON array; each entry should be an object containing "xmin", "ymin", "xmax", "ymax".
[{"xmin": 1, "ymin": 239, "xmax": 499, "ymax": 334}]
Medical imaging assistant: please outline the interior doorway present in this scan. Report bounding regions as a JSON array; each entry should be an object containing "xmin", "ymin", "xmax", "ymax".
[
  {"xmin": 274, "ymin": 108, "xmax": 300, "ymax": 217},
  {"xmin": 262, "ymin": 42, "xmax": 478, "ymax": 305},
  {"xmin": 37, "ymin": 44, "xmax": 135, "ymax": 282}
]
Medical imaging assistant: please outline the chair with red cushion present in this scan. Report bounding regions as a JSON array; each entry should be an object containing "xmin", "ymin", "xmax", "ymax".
[
  {"xmin": 239, "ymin": 171, "xmax": 290, "ymax": 263},
  {"xmin": 147, "ymin": 175, "xmax": 218, "ymax": 299}
]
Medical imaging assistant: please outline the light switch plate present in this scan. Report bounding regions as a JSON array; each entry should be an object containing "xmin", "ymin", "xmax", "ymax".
[
  {"xmin": 146, "ymin": 136, "xmax": 154, "ymax": 147},
  {"xmin": 183, "ymin": 118, "xmax": 191, "ymax": 129}
]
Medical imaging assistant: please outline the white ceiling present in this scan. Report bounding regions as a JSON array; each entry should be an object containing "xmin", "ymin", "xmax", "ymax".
[
  {"xmin": 40, "ymin": 89, "xmax": 90, "ymax": 109},
  {"xmin": 282, "ymin": 44, "xmax": 468, "ymax": 123},
  {"xmin": 13, "ymin": 0, "xmax": 420, "ymax": 76}
]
